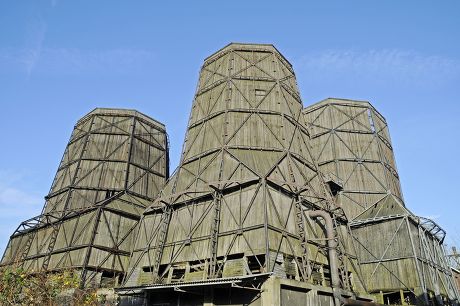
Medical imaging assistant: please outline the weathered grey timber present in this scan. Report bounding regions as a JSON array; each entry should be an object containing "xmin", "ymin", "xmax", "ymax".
[
  {"xmin": 350, "ymin": 198, "xmax": 459, "ymax": 304},
  {"xmin": 1, "ymin": 43, "xmax": 459, "ymax": 306},
  {"xmin": 1, "ymin": 108, "xmax": 169, "ymax": 287},
  {"xmin": 303, "ymin": 98, "xmax": 403, "ymax": 220},
  {"xmin": 119, "ymin": 43, "xmax": 372, "ymax": 305},
  {"xmin": 304, "ymin": 98, "xmax": 460, "ymax": 304}
]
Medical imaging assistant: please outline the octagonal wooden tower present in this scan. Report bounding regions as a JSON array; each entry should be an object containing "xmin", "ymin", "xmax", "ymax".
[
  {"xmin": 1, "ymin": 108, "xmax": 169, "ymax": 287},
  {"xmin": 303, "ymin": 99, "xmax": 459, "ymax": 304},
  {"xmin": 121, "ymin": 43, "xmax": 365, "ymax": 305},
  {"xmin": 303, "ymin": 98, "xmax": 403, "ymax": 220}
]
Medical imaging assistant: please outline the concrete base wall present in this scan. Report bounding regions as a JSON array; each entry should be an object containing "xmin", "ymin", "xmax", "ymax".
[{"xmin": 118, "ymin": 277, "xmax": 375, "ymax": 306}]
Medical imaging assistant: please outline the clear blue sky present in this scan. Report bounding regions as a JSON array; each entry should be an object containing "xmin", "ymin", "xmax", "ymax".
[{"xmin": 1, "ymin": 0, "xmax": 459, "ymax": 256}]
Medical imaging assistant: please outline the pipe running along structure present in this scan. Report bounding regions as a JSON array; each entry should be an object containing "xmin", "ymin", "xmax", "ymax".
[
  {"xmin": 306, "ymin": 210, "xmax": 340, "ymax": 289},
  {"xmin": 307, "ymin": 211, "xmax": 383, "ymax": 306}
]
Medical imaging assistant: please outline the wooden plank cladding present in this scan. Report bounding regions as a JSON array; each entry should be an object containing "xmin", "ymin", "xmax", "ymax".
[
  {"xmin": 303, "ymin": 98, "xmax": 403, "ymax": 220},
  {"xmin": 122, "ymin": 43, "xmax": 362, "ymax": 302},
  {"xmin": 44, "ymin": 108, "xmax": 168, "ymax": 214},
  {"xmin": 1, "ymin": 108, "xmax": 169, "ymax": 288},
  {"xmin": 304, "ymin": 99, "xmax": 459, "ymax": 304},
  {"xmin": 1, "ymin": 43, "xmax": 458, "ymax": 305}
]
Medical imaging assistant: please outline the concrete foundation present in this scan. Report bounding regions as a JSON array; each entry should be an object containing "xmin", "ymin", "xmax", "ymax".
[{"xmin": 118, "ymin": 276, "xmax": 375, "ymax": 306}]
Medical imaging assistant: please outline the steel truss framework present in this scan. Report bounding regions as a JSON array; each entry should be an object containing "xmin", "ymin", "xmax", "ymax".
[
  {"xmin": 350, "ymin": 199, "xmax": 459, "ymax": 305},
  {"xmin": 303, "ymin": 99, "xmax": 404, "ymax": 220},
  {"xmin": 1, "ymin": 42, "xmax": 457, "ymax": 306},
  {"xmin": 448, "ymin": 248, "xmax": 460, "ymax": 272},
  {"xmin": 304, "ymin": 98, "xmax": 459, "ymax": 305},
  {"xmin": 123, "ymin": 44, "xmax": 364, "ymax": 296},
  {"xmin": 1, "ymin": 109, "xmax": 169, "ymax": 287}
]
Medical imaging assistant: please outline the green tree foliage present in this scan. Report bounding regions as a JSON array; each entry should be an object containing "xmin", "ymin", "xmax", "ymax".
[{"xmin": 0, "ymin": 266, "xmax": 99, "ymax": 305}]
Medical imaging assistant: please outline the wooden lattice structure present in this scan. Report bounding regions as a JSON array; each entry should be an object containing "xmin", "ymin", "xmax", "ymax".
[
  {"xmin": 122, "ymin": 43, "xmax": 365, "ymax": 304},
  {"xmin": 304, "ymin": 98, "xmax": 459, "ymax": 305},
  {"xmin": 351, "ymin": 198, "xmax": 459, "ymax": 304},
  {"xmin": 303, "ymin": 98, "xmax": 403, "ymax": 220},
  {"xmin": 1, "ymin": 108, "xmax": 169, "ymax": 287},
  {"xmin": 1, "ymin": 43, "xmax": 458, "ymax": 306}
]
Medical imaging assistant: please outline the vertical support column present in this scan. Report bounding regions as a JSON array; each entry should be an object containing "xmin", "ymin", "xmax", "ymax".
[
  {"xmin": 369, "ymin": 106, "xmax": 393, "ymax": 201},
  {"xmin": 440, "ymin": 244, "xmax": 460, "ymax": 301},
  {"xmin": 405, "ymin": 216, "xmax": 429, "ymax": 305},
  {"xmin": 80, "ymin": 206, "xmax": 103, "ymax": 288},
  {"xmin": 62, "ymin": 115, "xmax": 96, "ymax": 215},
  {"xmin": 261, "ymin": 277, "xmax": 280, "ymax": 306},
  {"xmin": 377, "ymin": 291, "xmax": 384, "ymax": 304},
  {"xmin": 399, "ymin": 289, "xmax": 407, "ymax": 305},
  {"xmin": 262, "ymin": 179, "xmax": 270, "ymax": 274},
  {"xmin": 124, "ymin": 116, "xmax": 136, "ymax": 190}
]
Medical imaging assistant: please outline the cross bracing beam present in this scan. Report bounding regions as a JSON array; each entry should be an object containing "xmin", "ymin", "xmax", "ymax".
[
  {"xmin": 121, "ymin": 44, "xmax": 362, "ymax": 302},
  {"xmin": 1, "ymin": 108, "xmax": 169, "ymax": 289}
]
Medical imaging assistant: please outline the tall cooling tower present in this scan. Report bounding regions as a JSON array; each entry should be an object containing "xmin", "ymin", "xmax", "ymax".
[
  {"xmin": 303, "ymin": 98, "xmax": 403, "ymax": 220},
  {"xmin": 304, "ymin": 99, "xmax": 459, "ymax": 304},
  {"xmin": 122, "ymin": 44, "xmax": 364, "ymax": 305},
  {"xmin": 1, "ymin": 108, "xmax": 169, "ymax": 287}
]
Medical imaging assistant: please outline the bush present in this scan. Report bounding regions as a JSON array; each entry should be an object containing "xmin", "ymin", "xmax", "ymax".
[{"xmin": 0, "ymin": 266, "xmax": 99, "ymax": 305}]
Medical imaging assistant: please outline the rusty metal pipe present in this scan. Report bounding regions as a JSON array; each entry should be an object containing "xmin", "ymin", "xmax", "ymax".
[
  {"xmin": 306, "ymin": 211, "xmax": 384, "ymax": 306},
  {"xmin": 307, "ymin": 210, "xmax": 340, "ymax": 289}
]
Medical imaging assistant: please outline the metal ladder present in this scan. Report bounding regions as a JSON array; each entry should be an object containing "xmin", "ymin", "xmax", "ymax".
[
  {"xmin": 42, "ymin": 223, "xmax": 60, "ymax": 271},
  {"xmin": 287, "ymin": 153, "xmax": 312, "ymax": 282},
  {"xmin": 294, "ymin": 199, "xmax": 311, "ymax": 281},
  {"xmin": 19, "ymin": 233, "xmax": 35, "ymax": 265},
  {"xmin": 151, "ymin": 206, "xmax": 172, "ymax": 281},
  {"xmin": 208, "ymin": 193, "xmax": 222, "ymax": 278}
]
